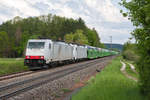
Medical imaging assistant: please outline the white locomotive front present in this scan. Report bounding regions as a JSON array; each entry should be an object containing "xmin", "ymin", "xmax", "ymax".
[{"xmin": 24, "ymin": 39, "xmax": 53, "ymax": 69}]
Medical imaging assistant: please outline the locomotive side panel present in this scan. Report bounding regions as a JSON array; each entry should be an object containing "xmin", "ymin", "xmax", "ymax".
[{"xmin": 52, "ymin": 43, "xmax": 61, "ymax": 61}]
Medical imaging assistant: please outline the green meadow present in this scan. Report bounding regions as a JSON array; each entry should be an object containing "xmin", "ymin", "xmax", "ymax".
[
  {"xmin": 72, "ymin": 57, "xmax": 147, "ymax": 100},
  {"xmin": 0, "ymin": 58, "xmax": 28, "ymax": 76}
]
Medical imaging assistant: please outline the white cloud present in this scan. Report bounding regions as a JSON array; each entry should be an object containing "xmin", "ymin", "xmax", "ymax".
[
  {"xmin": 0, "ymin": 0, "xmax": 134, "ymax": 44},
  {"xmin": 57, "ymin": 6, "xmax": 79, "ymax": 19},
  {"xmin": 0, "ymin": 0, "xmax": 40, "ymax": 17},
  {"xmin": 98, "ymin": 27, "xmax": 133, "ymax": 44},
  {"xmin": 85, "ymin": 0, "xmax": 128, "ymax": 23},
  {"xmin": 0, "ymin": 15, "xmax": 8, "ymax": 22}
]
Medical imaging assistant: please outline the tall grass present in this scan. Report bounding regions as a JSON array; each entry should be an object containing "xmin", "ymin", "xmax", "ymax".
[
  {"xmin": 0, "ymin": 58, "xmax": 28, "ymax": 75},
  {"xmin": 72, "ymin": 57, "xmax": 147, "ymax": 100}
]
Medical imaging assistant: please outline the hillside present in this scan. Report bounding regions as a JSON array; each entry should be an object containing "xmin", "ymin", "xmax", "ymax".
[{"xmin": 104, "ymin": 43, "xmax": 123, "ymax": 51}]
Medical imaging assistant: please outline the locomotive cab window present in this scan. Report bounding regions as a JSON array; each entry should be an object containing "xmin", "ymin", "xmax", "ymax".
[{"xmin": 28, "ymin": 42, "xmax": 45, "ymax": 49}]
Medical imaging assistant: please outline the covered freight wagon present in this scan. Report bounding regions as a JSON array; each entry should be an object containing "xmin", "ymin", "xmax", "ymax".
[
  {"xmin": 76, "ymin": 45, "xmax": 87, "ymax": 59},
  {"xmin": 52, "ymin": 41, "xmax": 74, "ymax": 61}
]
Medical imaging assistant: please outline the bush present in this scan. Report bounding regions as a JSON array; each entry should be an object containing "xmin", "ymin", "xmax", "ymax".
[
  {"xmin": 122, "ymin": 50, "xmax": 139, "ymax": 62},
  {"xmin": 138, "ymin": 52, "xmax": 150, "ymax": 98}
]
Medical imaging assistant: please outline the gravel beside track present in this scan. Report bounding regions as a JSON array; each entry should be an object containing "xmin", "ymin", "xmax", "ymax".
[{"xmin": 0, "ymin": 56, "xmax": 115, "ymax": 100}]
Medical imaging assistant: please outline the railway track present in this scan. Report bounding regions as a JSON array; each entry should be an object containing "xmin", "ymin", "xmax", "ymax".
[
  {"xmin": 0, "ymin": 60, "xmax": 92, "ymax": 81},
  {"xmin": 0, "ymin": 62, "xmax": 76, "ymax": 81},
  {"xmin": 0, "ymin": 71, "xmax": 34, "ymax": 81},
  {"xmin": 0, "ymin": 57, "xmax": 107, "ymax": 100}
]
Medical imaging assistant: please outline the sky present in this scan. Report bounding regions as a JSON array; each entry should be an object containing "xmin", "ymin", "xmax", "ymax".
[{"xmin": 0, "ymin": 0, "xmax": 135, "ymax": 44}]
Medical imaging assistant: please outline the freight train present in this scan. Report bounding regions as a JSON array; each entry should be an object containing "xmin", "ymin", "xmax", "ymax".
[{"xmin": 24, "ymin": 39, "xmax": 118, "ymax": 70}]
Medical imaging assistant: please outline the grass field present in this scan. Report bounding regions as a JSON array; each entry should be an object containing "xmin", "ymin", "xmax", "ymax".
[
  {"xmin": 0, "ymin": 58, "xmax": 28, "ymax": 76},
  {"xmin": 72, "ymin": 57, "xmax": 147, "ymax": 100}
]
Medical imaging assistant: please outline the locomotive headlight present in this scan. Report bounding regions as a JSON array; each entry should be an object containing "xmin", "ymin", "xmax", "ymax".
[
  {"xmin": 26, "ymin": 56, "xmax": 30, "ymax": 59},
  {"xmin": 40, "ymin": 56, "xmax": 44, "ymax": 59}
]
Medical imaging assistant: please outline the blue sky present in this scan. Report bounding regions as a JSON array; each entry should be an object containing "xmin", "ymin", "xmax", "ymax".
[{"xmin": 0, "ymin": 0, "xmax": 134, "ymax": 44}]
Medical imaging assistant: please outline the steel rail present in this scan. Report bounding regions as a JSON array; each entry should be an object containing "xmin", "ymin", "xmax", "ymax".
[{"xmin": 0, "ymin": 71, "xmax": 34, "ymax": 81}]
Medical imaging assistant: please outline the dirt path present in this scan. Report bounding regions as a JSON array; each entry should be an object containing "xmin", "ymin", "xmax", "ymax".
[{"xmin": 120, "ymin": 61, "xmax": 138, "ymax": 82}]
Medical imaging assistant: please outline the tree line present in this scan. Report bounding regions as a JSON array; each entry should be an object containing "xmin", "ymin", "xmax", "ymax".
[
  {"xmin": 0, "ymin": 14, "xmax": 103, "ymax": 58},
  {"xmin": 120, "ymin": 0, "xmax": 150, "ymax": 98}
]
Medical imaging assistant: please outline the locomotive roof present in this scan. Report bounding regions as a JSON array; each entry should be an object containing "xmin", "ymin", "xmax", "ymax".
[{"xmin": 28, "ymin": 39, "xmax": 52, "ymax": 42}]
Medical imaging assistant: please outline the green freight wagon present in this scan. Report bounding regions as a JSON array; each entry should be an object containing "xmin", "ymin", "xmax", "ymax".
[
  {"xmin": 86, "ymin": 45, "xmax": 119, "ymax": 59},
  {"xmin": 87, "ymin": 46, "xmax": 97, "ymax": 59}
]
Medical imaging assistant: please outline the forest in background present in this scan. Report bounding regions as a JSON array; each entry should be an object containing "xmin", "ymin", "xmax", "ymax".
[
  {"xmin": 0, "ymin": 14, "xmax": 103, "ymax": 58},
  {"xmin": 104, "ymin": 43, "xmax": 123, "ymax": 51}
]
